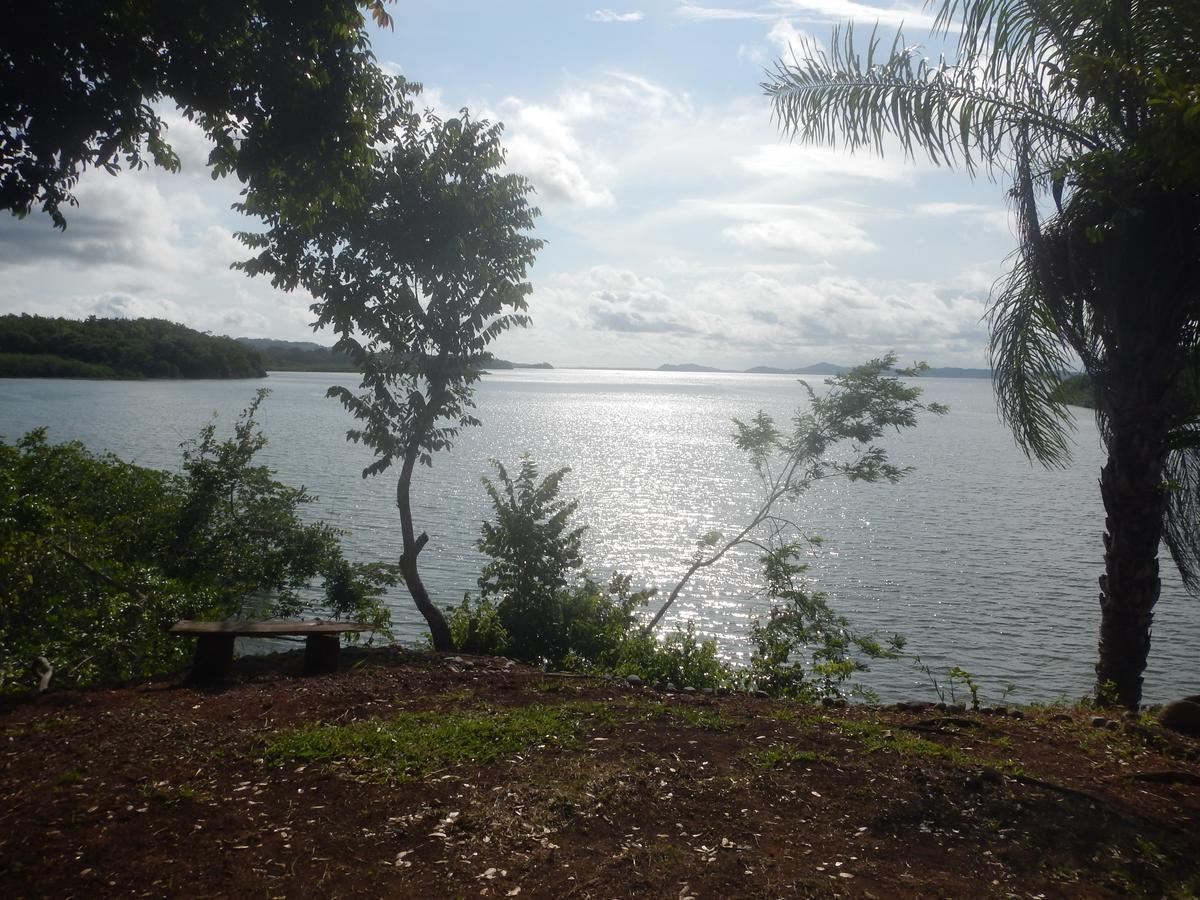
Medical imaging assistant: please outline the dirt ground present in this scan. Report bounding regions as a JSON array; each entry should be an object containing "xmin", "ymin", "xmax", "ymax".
[{"xmin": 2, "ymin": 647, "xmax": 1198, "ymax": 899}]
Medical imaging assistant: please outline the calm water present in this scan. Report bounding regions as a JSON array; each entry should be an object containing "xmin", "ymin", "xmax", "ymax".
[{"xmin": 3, "ymin": 370, "xmax": 1198, "ymax": 703}]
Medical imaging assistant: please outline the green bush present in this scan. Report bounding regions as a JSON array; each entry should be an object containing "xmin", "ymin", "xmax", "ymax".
[
  {"xmin": 745, "ymin": 544, "xmax": 904, "ymax": 700},
  {"xmin": 449, "ymin": 457, "xmax": 734, "ymax": 689},
  {"xmin": 0, "ymin": 391, "xmax": 391, "ymax": 696}
]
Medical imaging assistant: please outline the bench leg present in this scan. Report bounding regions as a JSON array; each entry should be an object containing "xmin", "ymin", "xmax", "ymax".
[
  {"xmin": 304, "ymin": 634, "xmax": 341, "ymax": 675},
  {"xmin": 188, "ymin": 635, "xmax": 235, "ymax": 684}
]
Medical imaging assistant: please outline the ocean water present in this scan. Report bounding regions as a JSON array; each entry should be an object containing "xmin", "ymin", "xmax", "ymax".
[{"xmin": 3, "ymin": 369, "xmax": 1197, "ymax": 703}]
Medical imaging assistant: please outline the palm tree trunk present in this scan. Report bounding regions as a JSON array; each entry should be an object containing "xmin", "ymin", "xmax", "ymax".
[
  {"xmin": 1094, "ymin": 424, "xmax": 1170, "ymax": 709},
  {"xmin": 397, "ymin": 447, "xmax": 453, "ymax": 651}
]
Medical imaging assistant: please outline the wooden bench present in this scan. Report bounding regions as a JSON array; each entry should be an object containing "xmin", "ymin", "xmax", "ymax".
[{"xmin": 170, "ymin": 620, "xmax": 374, "ymax": 683}]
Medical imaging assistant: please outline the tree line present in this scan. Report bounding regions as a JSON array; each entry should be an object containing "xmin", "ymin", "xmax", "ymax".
[{"xmin": 0, "ymin": 314, "xmax": 266, "ymax": 379}]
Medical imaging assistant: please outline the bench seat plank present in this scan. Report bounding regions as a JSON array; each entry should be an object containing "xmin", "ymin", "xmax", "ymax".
[
  {"xmin": 170, "ymin": 620, "xmax": 373, "ymax": 636},
  {"xmin": 171, "ymin": 620, "xmax": 375, "ymax": 682}
]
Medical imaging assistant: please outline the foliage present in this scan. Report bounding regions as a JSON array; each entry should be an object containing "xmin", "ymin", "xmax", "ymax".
[
  {"xmin": 745, "ymin": 544, "xmax": 904, "ymax": 701},
  {"xmin": 449, "ymin": 456, "xmax": 735, "ymax": 689},
  {"xmin": 0, "ymin": 393, "xmax": 390, "ymax": 695},
  {"xmin": 1053, "ymin": 373, "xmax": 1095, "ymax": 410},
  {"xmin": 239, "ymin": 77, "xmax": 542, "ymax": 651},
  {"xmin": 0, "ymin": 314, "xmax": 266, "ymax": 379},
  {"xmin": 764, "ymin": 0, "xmax": 1200, "ymax": 708},
  {"xmin": 0, "ymin": 1, "xmax": 390, "ymax": 229},
  {"xmin": 649, "ymin": 354, "xmax": 946, "ymax": 630},
  {"xmin": 478, "ymin": 457, "xmax": 587, "ymax": 609}
]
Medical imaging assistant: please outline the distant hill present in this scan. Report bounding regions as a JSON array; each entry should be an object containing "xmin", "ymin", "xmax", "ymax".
[
  {"xmin": 237, "ymin": 337, "xmax": 357, "ymax": 372},
  {"xmin": 0, "ymin": 314, "xmax": 265, "ymax": 379},
  {"xmin": 745, "ymin": 363, "xmax": 847, "ymax": 375},
  {"xmin": 481, "ymin": 356, "xmax": 554, "ymax": 370},
  {"xmin": 657, "ymin": 363, "xmax": 724, "ymax": 373},
  {"xmin": 661, "ymin": 361, "xmax": 993, "ymax": 378}
]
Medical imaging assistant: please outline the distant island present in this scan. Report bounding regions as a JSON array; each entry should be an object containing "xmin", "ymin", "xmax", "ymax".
[
  {"xmin": 239, "ymin": 338, "xmax": 553, "ymax": 373},
  {"xmin": 658, "ymin": 362, "xmax": 994, "ymax": 378},
  {"xmin": 0, "ymin": 314, "xmax": 265, "ymax": 379}
]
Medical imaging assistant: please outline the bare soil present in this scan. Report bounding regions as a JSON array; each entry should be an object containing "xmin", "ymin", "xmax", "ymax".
[{"xmin": 2, "ymin": 647, "xmax": 1199, "ymax": 898}]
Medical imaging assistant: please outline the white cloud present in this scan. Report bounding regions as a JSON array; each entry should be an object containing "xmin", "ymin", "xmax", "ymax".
[
  {"xmin": 588, "ymin": 9, "xmax": 645, "ymax": 22},
  {"xmin": 720, "ymin": 205, "xmax": 876, "ymax": 256},
  {"xmin": 766, "ymin": 18, "xmax": 812, "ymax": 55},
  {"xmin": 679, "ymin": 1, "xmax": 938, "ymax": 29},
  {"xmin": 915, "ymin": 201, "xmax": 1012, "ymax": 234},
  {"xmin": 737, "ymin": 143, "xmax": 913, "ymax": 187},
  {"xmin": 500, "ymin": 101, "xmax": 617, "ymax": 208},
  {"xmin": 499, "ymin": 260, "xmax": 991, "ymax": 369},
  {"xmin": 675, "ymin": 2, "xmax": 775, "ymax": 21}
]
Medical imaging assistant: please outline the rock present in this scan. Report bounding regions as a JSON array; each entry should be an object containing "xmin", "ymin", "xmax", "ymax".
[
  {"xmin": 700, "ymin": 687, "xmax": 714, "ymax": 696},
  {"xmin": 821, "ymin": 696, "xmax": 837, "ymax": 708},
  {"xmin": 934, "ymin": 701, "xmax": 948, "ymax": 711},
  {"xmin": 625, "ymin": 674, "xmax": 644, "ymax": 687},
  {"xmin": 753, "ymin": 690, "xmax": 770, "ymax": 699},
  {"xmin": 1008, "ymin": 709, "xmax": 1025, "ymax": 720},
  {"xmin": 832, "ymin": 697, "xmax": 848, "ymax": 709},
  {"xmin": 665, "ymin": 683, "xmax": 678, "ymax": 693},
  {"xmin": 683, "ymin": 686, "xmax": 696, "ymax": 694},
  {"xmin": 979, "ymin": 706, "xmax": 995, "ymax": 715},
  {"xmin": 716, "ymin": 687, "xmax": 731, "ymax": 697},
  {"xmin": 1090, "ymin": 715, "xmax": 1109, "ymax": 728},
  {"xmin": 1051, "ymin": 712, "xmax": 1072, "ymax": 722},
  {"xmin": 994, "ymin": 706, "xmax": 1008, "ymax": 716},
  {"xmin": 1158, "ymin": 699, "xmax": 1200, "ymax": 737},
  {"xmin": 948, "ymin": 703, "xmax": 967, "ymax": 714}
]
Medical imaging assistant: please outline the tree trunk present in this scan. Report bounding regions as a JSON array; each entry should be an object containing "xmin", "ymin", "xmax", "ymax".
[
  {"xmin": 1094, "ymin": 423, "xmax": 1170, "ymax": 710},
  {"xmin": 397, "ymin": 448, "xmax": 453, "ymax": 651}
]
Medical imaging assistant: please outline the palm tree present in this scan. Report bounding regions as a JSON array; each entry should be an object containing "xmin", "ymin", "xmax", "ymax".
[{"xmin": 764, "ymin": 0, "xmax": 1200, "ymax": 709}]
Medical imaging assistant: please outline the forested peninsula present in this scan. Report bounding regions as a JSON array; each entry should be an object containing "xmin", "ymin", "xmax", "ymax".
[{"xmin": 0, "ymin": 315, "xmax": 265, "ymax": 379}]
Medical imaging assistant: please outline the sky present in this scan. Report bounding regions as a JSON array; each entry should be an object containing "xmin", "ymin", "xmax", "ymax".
[{"xmin": 0, "ymin": 1, "xmax": 1020, "ymax": 370}]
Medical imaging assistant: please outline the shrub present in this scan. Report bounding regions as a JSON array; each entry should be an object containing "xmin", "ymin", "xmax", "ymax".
[{"xmin": 0, "ymin": 392, "xmax": 391, "ymax": 696}]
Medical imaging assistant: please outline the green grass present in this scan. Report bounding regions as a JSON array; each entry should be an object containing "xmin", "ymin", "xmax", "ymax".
[
  {"xmin": 743, "ymin": 743, "xmax": 836, "ymax": 770},
  {"xmin": 264, "ymin": 698, "xmax": 738, "ymax": 783}
]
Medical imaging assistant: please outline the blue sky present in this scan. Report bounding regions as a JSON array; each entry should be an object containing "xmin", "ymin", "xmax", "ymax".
[{"xmin": 1, "ymin": 1, "xmax": 1017, "ymax": 369}]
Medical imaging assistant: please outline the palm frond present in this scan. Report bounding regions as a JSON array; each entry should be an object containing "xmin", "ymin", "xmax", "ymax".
[
  {"xmin": 763, "ymin": 19, "xmax": 1095, "ymax": 179},
  {"xmin": 988, "ymin": 252, "xmax": 1075, "ymax": 466},
  {"xmin": 1163, "ymin": 436, "xmax": 1200, "ymax": 596}
]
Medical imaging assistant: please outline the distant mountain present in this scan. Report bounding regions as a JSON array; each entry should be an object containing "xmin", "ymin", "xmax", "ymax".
[
  {"xmin": 237, "ymin": 337, "xmax": 357, "ymax": 372},
  {"xmin": 745, "ymin": 363, "xmax": 846, "ymax": 375},
  {"xmin": 657, "ymin": 363, "xmax": 724, "ymax": 373},
  {"xmin": 483, "ymin": 356, "xmax": 554, "ymax": 370},
  {"xmin": 660, "ymin": 361, "xmax": 994, "ymax": 378}
]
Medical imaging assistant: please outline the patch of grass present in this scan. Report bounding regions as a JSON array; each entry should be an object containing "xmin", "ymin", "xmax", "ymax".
[
  {"xmin": 834, "ymin": 719, "xmax": 1019, "ymax": 773},
  {"xmin": 52, "ymin": 767, "xmax": 84, "ymax": 787},
  {"xmin": 657, "ymin": 704, "xmax": 739, "ymax": 732},
  {"xmin": 265, "ymin": 701, "xmax": 624, "ymax": 783},
  {"xmin": 743, "ymin": 743, "xmax": 835, "ymax": 770},
  {"xmin": 264, "ymin": 697, "xmax": 744, "ymax": 783}
]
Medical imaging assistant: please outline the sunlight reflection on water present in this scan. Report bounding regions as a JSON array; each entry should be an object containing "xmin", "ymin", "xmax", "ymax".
[{"xmin": 3, "ymin": 369, "xmax": 1198, "ymax": 703}]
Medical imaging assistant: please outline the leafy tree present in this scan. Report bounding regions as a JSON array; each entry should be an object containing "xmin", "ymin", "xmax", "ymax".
[
  {"xmin": 1, "ymin": 1, "xmax": 392, "ymax": 229},
  {"xmin": 0, "ymin": 393, "xmax": 391, "ymax": 695},
  {"xmin": 764, "ymin": 0, "xmax": 1200, "ymax": 708},
  {"xmin": 239, "ymin": 79, "xmax": 542, "ymax": 650},
  {"xmin": 477, "ymin": 456, "xmax": 587, "ymax": 632},
  {"xmin": 648, "ymin": 355, "xmax": 945, "ymax": 630}
]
